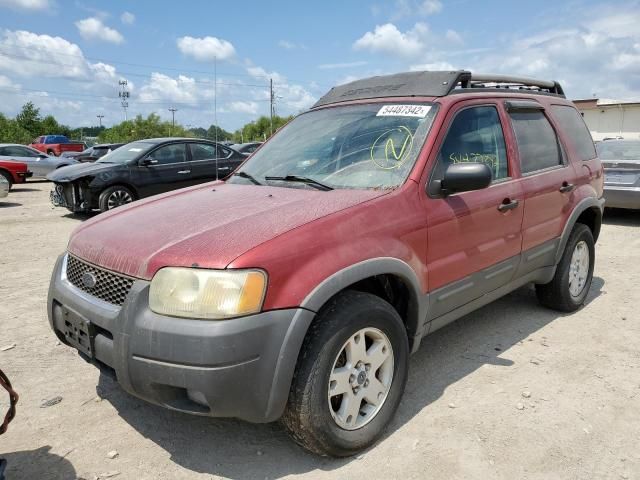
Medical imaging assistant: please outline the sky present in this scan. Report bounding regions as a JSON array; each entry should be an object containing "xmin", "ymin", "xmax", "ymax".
[{"xmin": 0, "ymin": 0, "xmax": 638, "ymax": 131}]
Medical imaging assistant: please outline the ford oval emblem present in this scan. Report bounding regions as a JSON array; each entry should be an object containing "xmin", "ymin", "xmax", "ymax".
[{"xmin": 82, "ymin": 272, "xmax": 97, "ymax": 289}]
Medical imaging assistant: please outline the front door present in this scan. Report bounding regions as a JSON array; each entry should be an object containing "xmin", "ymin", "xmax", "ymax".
[
  {"xmin": 133, "ymin": 142, "xmax": 191, "ymax": 198},
  {"xmin": 423, "ymin": 102, "xmax": 524, "ymax": 321}
]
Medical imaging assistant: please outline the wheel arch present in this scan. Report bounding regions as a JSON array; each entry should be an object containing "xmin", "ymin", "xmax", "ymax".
[
  {"xmin": 555, "ymin": 196, "xmax": 604, "ymax": 264},
  {"xmin": 100, "ymin": 182, "xmax": 139, "ymax": 199},
  {"xmin": 300, "ymin": 258, "xmax": 427, "ymax": 352}
]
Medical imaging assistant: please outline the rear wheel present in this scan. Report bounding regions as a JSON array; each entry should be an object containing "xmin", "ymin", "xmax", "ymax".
[
  {"xmin": 282, "ymin": 290, "xmax": 409, "ymax": 457},
  {"xmin": 536, "ymin": 223, "xmax": 595, "ymax": 312},
  {"xmin": 0, "ymin": 170, "xmax": 13, "ymax": 190},
  {"xmin": 46, "ymin": 150, "xmax": 56, "ymax": 157},
  {"xmin": 98, "ymin": 185, "xmax": 135, "ymax": 212}
]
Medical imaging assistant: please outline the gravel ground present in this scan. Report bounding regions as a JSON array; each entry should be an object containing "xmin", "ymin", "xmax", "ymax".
[{"xmin": 1, "ymin": 181, "xmax": 639, "ymax": 480}]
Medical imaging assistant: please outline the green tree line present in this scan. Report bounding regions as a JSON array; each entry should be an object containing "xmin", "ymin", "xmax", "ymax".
[{"xmin": 0, "ymin": 101, "xmax": 293, "ymax": 146}]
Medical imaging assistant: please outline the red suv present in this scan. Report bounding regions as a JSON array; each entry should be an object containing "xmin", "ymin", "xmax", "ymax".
[{"xmin": 47, "ymin": 71, "xmax": 604, "ymax": 456}]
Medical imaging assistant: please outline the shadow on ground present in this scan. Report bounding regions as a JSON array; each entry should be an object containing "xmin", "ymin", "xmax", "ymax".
[
  {"xmin": 0, "ymin": 202, "xmax": 21, "ymax": 208},
  {"xmin": 603, "ymin": 208, "xmax": 639, "ymax": 227},
  {"xmin": 2, "ymin": 446, "xmax": 77, "ymax": 480},
  {"xmin": 10, "ymin": 187, "xmax": 41, "ymax": 193},
  {"xmin": 98, "ymin": 278, "xmax": 604, "ymax": 479}
]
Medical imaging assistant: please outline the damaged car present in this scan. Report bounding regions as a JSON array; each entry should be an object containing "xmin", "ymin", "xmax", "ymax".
[{"xmin": 47, "ymin": 138, "xmax": 246, "ymax": 213}]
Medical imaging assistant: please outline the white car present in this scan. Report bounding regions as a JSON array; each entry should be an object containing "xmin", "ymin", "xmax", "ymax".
[
  {"xmin": 0, "ymin": 174, "xmax": 9, "ymax": 199},
  {"xmin": 0, "ymin": 144, "xmax": 78, "ymax": 179}
]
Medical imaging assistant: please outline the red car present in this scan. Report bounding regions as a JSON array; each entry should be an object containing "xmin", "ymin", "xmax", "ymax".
[
  {"xmin": 48, "ymin": 71, "xmax": 603, "ymax": 456},
  {"xmin": 0, "ymin": 160, "xmax": 32, "ymax": 189},
  {"xmin": 29, "ymin": 135, "xmax": 84, "ymax": 157}
]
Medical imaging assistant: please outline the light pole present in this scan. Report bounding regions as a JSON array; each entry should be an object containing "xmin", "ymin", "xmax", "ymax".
[
  {"xmin": 168, "ymin": 107, "xmax": 178, "ymax": 135},
  {"xmin": 96, "ymin": 115, "xmax": 104, "ymax": 128}
]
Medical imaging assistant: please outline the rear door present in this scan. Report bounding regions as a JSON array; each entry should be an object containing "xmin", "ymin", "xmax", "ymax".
[
  {"xmin": 132, "ymin": 142, "xmax": 191, "ymax": 198},
  {"xmin": 424, "ymin": 100, "xmax": 525, "ymax": 323},
  {"xmin": 506, "ymin": 101, "xmax": 578, "ymax": 269},
  {"xmin": 187, "ymin": 142, "xmax": 241, "ymax": 182}
]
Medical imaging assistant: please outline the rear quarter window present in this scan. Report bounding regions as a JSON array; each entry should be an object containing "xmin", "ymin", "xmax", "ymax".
[{"xmin": 551, "ymin": 105, "xmax": 596, "ymax": 161}]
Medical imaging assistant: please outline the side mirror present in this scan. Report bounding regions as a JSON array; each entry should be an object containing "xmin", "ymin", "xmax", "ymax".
[
  {"xmin": 140, "ymin": 156, "xmax": 158, "ymax": 166},
  {"xmin": 440, "ymin": 162, "xmax": 492, "ymax": 196}
]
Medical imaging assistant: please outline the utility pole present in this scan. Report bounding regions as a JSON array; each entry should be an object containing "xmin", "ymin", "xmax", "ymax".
[
  {"xmin": 96, "ymin": 114, "xmax": 104, "ymax": 128},
  {"xmin": 168, "ymin": 107, "xmax": 178, "ymax": 135},
  {"xmin": 118, "ymin": 80, "xmax": 129, "ymax": 121},
  {"xmin": 269, "ymin": 78, "xmax": 274, "ymax": 137}
]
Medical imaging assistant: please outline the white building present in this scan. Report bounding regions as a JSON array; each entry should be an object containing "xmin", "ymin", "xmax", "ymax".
[{"xmin": 573, "ymin": 98, "xmax": 640, "ymax": 141}]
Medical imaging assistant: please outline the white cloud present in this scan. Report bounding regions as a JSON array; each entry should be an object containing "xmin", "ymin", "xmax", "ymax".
[
  {"xmin": 177, "ymin": 36, "xmax": 235, "ymax": 62},
  {"xmin": 353, "ymin": 23, "xmax": 427, "ymax": 58},
  {"xmin": 419, "ymin": 0, "xmax": 442, "ymax": 15},
  {"xmin": 0, "ymin": 0, "xmax": 50, "ymax": 10},
  {"xmin": 278, "ymin": 40, "xmax": 295, "ymax": 50},
  {"xmin": 227, "ymin": 101, "xmax": 259, "ymax": 114},
  {"xmin": 318, "ymin": 61, "xmax": 368, "ymax": 70},
  {"xmin": 246, "ymin": 64, "xmax": 315, "ymax": 112},
  {"xmin": 75, "ymin": 17, "xmax": 124, "ymax": 44},
  {"xmin": 445, "ymin": 29, "xmax": 463, "ymax": 45},
  {"xmin": 0, "ymin": 74, "xmax": 20, "ymax": 89},
  {"xmin": 120, "ymin": 11, "xmax": 135, "ymax": 25},
  {"xmin": 409, "ymin": 61, "xmax": 455, "ymax": 71},
  {"xmin": 465, "ymin": 11, "xmax": 640, "ymax": 99},
  {"xmin": 138, "ymin": 72, "xmax": 215, "ymax": 106},
  {"xmin": 0, "ymin": 30, "xmax": 90, "ymax": 78}
]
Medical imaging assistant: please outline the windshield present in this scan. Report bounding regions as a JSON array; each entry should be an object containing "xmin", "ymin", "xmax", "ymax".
[
  {"xmin": 597, "ymin": 140, "xmax": 640, "ymax": 160},
  {"xmin": 228, "ymin": 102, "xmax": 437, "ymax": 190},
  {"xmin": 97, "ymin": 142, "xmax": 153, "ymax": 164}
]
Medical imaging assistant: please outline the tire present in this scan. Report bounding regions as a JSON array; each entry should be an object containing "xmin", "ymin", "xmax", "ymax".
[
  {"xmin": 98, "ymin": 185, "xmax": 135, "ymax": 212},
  {"xmin": 536, "ymin": 223, "xmax": 595, "ymax": 312},
  {"xmin": 0, "ymin": 170, "xmax": 13, "ymax": 190},
  {"xmin": 47, "ymin": 150, "xmax": 56, "ymax": 157},
  {"xmin": 282, "ymin": 290, "xmax": 409, "ymax": 457}
]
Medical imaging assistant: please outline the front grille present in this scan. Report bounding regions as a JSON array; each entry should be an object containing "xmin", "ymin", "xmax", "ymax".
[{"xmin": 66, "ymin": 255, "xmax": 134, "ymax": 306}]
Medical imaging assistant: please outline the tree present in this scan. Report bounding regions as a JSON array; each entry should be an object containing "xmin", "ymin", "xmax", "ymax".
[
  {"xmin": 206, "ymin": 124, "xmax": 232, "ymax": 141},
  {"xmin": 233, "ymin": 115, "xmax": 293, "ymax": 142},
  {"xmin": 97, "ymin": 114, "xmax": 192, "ymax": 143},
  {"xmin": 0, "ymin": 113, "xmax": 33, "ymax": 144},
  {"xmin": 15, "ymin": 101, "xmax": 42, "ymax": 135}
]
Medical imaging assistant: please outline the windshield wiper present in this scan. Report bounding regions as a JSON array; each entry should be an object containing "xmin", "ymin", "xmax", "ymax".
[
  {"xmin": 233, "ymin": 170, "xmax": 262, "ymax": 185},
  {"xmin": 264, "ymin": 175, "xmax": 333, "ymax": 191}
]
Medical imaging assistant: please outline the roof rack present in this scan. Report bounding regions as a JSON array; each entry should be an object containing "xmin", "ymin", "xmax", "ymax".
[
  {"xmin": 312, "ymin": 70, "xmax": 564, "ymax": 108},
  {"xmin": 462, "ymin": 73, "xmax": 565, "ymax": 97}
]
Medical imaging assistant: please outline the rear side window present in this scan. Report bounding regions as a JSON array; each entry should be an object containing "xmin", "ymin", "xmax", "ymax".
[
  {"xmin": 510, "ymin": 111, "xmax": 562, "ymax": 174},
  {"xmin": 190, "ymin": 143, "xmax": 217, "ymax": 161},
  {"xmin": 551, "ymin": 105, "xmax": 596, "ymax": 161}
]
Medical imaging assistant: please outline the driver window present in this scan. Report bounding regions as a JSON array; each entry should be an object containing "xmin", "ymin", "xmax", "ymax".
[
  {"xmin": 433, "ymin": 106, "xmax": 508, "ymax": 184},
  {"xmin": 148, "ymin": 143, "xmax": 187, "ymax": 165}
]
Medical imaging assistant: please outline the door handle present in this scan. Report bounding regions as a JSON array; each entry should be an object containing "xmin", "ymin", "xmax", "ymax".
[
  {"xmin": 559, "ymin": 182, "xmax": 575, "ymax": 193},
  {"xmin": 497, "ymin": 198, "xmax": 519, "ymax": 212},
  {"xmin": 177, "ymin": 170, "xmax": 191, "ymax": 174}
]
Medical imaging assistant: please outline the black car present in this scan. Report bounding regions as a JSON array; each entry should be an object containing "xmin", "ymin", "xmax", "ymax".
[
  {"xmin": 48, "ymin": 138, "xmax": 245, "ymax": 213},
  {"xmin": 63, "ymin": 143, "xmax": 125, "ymax": 162},
  {"xmin": 231, "ymin": 142, "xmax": 263, "ymax": 155}
]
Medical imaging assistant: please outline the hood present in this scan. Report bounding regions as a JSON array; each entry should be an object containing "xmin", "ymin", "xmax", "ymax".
[
  {"xmin": 68, "ymin": 182, "xmax": 386, "ymax": 279},
  {"xmin": 47, "ymin": 161, "xmax": 118, "ymax": 182}
]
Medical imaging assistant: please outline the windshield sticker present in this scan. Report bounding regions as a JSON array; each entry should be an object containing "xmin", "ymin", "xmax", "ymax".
[
  {"xmin": 128, "ymin": 148, "xmax": 143, "ymax": 152},
  {"xmin": 376, "ymin": 105, "xmax": 431, "ymax": 118},
  {"xmin": 370, "ymin": 126, "xmax": 414, "ymax": 170}
]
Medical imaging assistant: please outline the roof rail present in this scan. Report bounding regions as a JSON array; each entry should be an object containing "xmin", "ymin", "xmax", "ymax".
[{"xmin": 462, "ymin": 73, "xmax": 565, "ymax": 97}]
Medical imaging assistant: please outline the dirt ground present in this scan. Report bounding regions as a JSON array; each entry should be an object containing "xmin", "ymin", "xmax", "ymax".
[{"xmin": 0, "ymin": 181, "xmax": 639, "ymax": 480}]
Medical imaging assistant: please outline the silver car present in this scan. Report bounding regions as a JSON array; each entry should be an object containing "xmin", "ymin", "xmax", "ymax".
[
  {"xmin": 0, "ymin": 174, "xmax": 9, "ymax": 199},
  {"xmin": 597, "ymin": 139, "xmax": 640, "ymax": 210},
  {"xmin": 0, "ymin": 144, "xmax": 78, "ymax": 179}
]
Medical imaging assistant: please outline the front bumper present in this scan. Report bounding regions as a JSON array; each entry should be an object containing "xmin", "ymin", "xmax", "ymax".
[
  {"xmin": 50, "ymin": 183, "xmax": 92, "ymax": 212},
  {"xmin": 47, "ymin": 253, "xmax": 315, "ymax": 422},
  {"xmin": 603, "ymin": 186, "xmax": 640, "ymax": 210}
]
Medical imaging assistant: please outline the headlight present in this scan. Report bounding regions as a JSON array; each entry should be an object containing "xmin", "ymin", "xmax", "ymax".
[{"xmin": 149, "ymin": 268, "xmax": 267, "ymax": 319}]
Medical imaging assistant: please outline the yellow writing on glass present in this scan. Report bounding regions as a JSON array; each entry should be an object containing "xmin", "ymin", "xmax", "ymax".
[{"xmin": 370, "ymin": 126, "xmax": 414, "ymax": 170}]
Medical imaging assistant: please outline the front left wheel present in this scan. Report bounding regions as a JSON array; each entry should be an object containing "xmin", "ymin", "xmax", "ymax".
[
  {"xmin": 98, "ymin": 185, "xmax": 135, "ymax": 212},
  {"xmin": 282, "ymin": 290, "xmax": 409, "ymax": 457}
]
